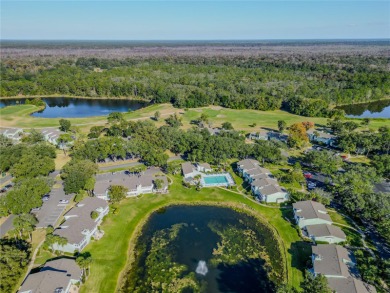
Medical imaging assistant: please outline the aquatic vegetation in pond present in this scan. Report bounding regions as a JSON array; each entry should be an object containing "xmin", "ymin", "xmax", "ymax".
[{"xmin": 120, "ymin": 205, "xmax": 286, "ymax": 293}]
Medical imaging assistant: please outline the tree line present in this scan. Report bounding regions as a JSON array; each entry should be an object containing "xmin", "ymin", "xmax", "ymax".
[{"xmin": 1, "ymin": 55, "xmax": 389, "ymax": 117}]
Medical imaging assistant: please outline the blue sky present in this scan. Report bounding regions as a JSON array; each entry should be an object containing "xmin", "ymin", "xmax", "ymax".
[{"xmin": 1, "ymin": 1, "xmax": 389, "ymax": 40}]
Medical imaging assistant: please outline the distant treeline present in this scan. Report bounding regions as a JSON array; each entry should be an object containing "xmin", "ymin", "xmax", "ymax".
[{"xmin": 1, "ymin": 55, "xmax": 389, "ymax": 117}]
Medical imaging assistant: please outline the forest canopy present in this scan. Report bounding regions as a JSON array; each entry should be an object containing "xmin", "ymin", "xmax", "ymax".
[{"xmin": 1, "ymin": 53, "xmax": 389, "ymax": 117}]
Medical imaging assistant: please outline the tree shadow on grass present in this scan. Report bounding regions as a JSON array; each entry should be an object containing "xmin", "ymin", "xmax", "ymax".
[
  {"xmin": 216, "ymin": 259, "xmax": 276, "ymax": 293},
  {"xmin": 288, "ymin": 241, "xmax": 312, "ymax": 272}
]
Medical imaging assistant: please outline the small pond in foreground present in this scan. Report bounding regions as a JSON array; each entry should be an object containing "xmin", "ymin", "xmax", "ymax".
[
  {"xmin": 0, "ymin": 97, "xmax": 149, "ymax": 118},
  {"xmin": 336, "ymin": 99, "xmax": 390, "ymax": 118},
  {"xmin": 121, "ymin": 205, "xmax": 285, "ymax": 293}
]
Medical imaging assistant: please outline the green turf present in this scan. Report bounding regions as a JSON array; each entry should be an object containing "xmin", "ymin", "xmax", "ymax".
[
  {"xmin": 80, "ymin": 175, "xmax": 306, "ymax": 293},
  {"xmin": 1, "ymin": 103, "xmax": 387, "ymax": 131}
]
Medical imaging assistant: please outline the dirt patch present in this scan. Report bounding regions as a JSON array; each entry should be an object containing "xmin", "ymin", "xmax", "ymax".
[{"xmin": 216, "ymin": 114, "xmax": 226, "ymax": 118}]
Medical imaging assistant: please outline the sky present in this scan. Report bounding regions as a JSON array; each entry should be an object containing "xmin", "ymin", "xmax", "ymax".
[{"xmin": 1, "ymin": 1, "xmax": 389, "ymax": 40}]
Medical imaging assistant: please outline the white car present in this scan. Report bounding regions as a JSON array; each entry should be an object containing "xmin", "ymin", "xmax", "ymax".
[
  {"xmin": 59, "ymin": 199, "xmax": 69, "ymax": 204},
  {"xmin": 31, "ymin": 207, "xmax": 41, "ymax": 212}
]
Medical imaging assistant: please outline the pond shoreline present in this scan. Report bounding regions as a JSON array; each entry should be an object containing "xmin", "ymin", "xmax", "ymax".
[
  {"xmin": 117, "ymin": 200, "xmax": 288, "ymax": 292},
  {"xmin": 0, "ymin": 95, "xmax": 152, "ymax": 102}
]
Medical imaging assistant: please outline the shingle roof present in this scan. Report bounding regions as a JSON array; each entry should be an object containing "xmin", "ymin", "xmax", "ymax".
[
  {"xmin": 182, "ymin": 162, "xmax": 195, "ymax": 176},
  {"xmin": 199, "ymin": 163, "xmax": 211, "ymax": 170},
  {"xmin": 54, "ymin": 197, "xmax": 108, "ymax": 244},
  {"xmin": 259, "ymin": 184, "xmax": 284, "ymax": 196},
  {"xmin": 19, "ymin": 258, "xmax": 81, "ymax": 293},
  {"xmin": 252, "ymin": 178, "xmax": 278, "ymax": 187},
  {"xmin": 293, "ymin": 200, "xmax": 332, "ymax": 222},
  {"xmin": 327, "ymin": 277, "xmax": 377, "ymax": 293},
  {"xmin": 94, "ymin": 173, "xmax": 158, "ymax": 194},
  {"xmin": 312, "ymin": 244, "xmax": 353, "ymax": 277},
  {"xmin": 237, "ymin": 159, "xmax": 259, "ymax": 171},
  {"xmin": 306, "ymin": 224, "xmax": 346, "ymax": 240}
]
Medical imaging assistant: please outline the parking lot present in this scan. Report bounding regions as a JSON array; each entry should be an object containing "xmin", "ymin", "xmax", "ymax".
[{"xmin": 33, "ymin": 186, "xmax": 73, "ymax": 228}]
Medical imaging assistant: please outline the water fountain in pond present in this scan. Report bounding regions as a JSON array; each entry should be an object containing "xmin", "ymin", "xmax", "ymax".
[{"xmin": 195, "ymin": 260, "xmax": 208, "ymax": 276}]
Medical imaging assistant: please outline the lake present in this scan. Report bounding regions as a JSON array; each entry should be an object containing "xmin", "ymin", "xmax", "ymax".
[
  {"xmin": 337, "ymin": 100, "xmax": 390, "ymax": 118},
  {"xmin": 121, "ymin": 205, "xmax": 285, "ymax": 293},
  {"xmin": 0, "ymin": 97, "xmax": 149, "ymax": 118}
]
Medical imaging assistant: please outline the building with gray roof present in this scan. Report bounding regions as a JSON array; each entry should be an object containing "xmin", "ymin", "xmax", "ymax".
[
  {"xmin": 19, "ymin": 258, "xmax": 81, "ymax": 293},
  {"xmin": 327, "ymin": 276, "xmax": 377, "ymax": 293},
  {"xmin": 94, "ymin": 171, "xmax": 168, "ymax": 199},
  {"xmin": 53, "ymin": 197, "xmax": 109, "ymax": 253},
  {"xmin": 311, "ymin": 244, "xmax": 376, "ymax": 293},
  {"xmin": 311, "ymin": 244, "xmax": 355, "ymax": 278},
  {"xmin": 293, "ymin": 200, "xmax": 332, "ymax": 228},
  {"xmin": 306, "ymin": 224, "xmax": 346, "ymax": 244},
  {"xmin": 0, "ymin": 127, "xmax": 23, "ymax": 141}
]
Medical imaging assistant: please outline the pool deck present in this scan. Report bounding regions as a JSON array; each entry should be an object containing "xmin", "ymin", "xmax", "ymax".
[{"xmin": 201, "ymin": 172, "xmax": 235, "ymax": 187}]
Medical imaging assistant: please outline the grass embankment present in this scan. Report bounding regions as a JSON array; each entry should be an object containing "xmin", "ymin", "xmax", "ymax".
[
  {"xmin": 81, "ymin": 176, "xmax": 307, "ymax": 293},
  {"xmin": 1, "ymin": 103, "xmax": 387, "ymax": 132}
]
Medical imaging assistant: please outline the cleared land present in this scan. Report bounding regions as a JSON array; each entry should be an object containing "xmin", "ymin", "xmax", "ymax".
[
  {"xmin": 0, "ymin": 103, "xmax": 387, "ymax": 133},
  {"xmin": 80, "ymin": 175, "xmax": 308, "ymax": 293}
]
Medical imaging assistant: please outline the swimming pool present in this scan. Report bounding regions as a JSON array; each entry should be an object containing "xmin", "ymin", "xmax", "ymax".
[{"xmin": 201, "ymin": 173, "xmax": 235, "ymax": 187}]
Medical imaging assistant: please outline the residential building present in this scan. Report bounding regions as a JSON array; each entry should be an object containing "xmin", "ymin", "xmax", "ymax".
[
  {"xmin": 52, "ymin": 197, "xmax": 109, "ymax": 253},
  {"xmin": 311, "ymin": 244, "xmax": 355, "ymax": 278},
  {"xmin": 40, "ymin": 128, "xmax": 65, "ymax": 147},
  {"xmin": 182, "ymin": 162, "xmax": 213, "ymax": 179},
  {"xmin": 293, "ymin": 200, "xmax": 332, "ymax": 228},
  {"xmin": 268, "ymin": 131, "xmax": 288, "ymax": 143},
  {"xmin": 307, "ymin": 129, "xmax": 336, "ymax": 146},
  {"xmin": 19, "ymin": 258, "xmax": 82, "ymax": 293},
  {"xmin": 327, "ymin": 277, "xmax": 377, "ymax": 293},
  {"xmin": 311, "ymin": 244, "xmax": 376, "ymax": 293},
  {"xmin": 94, "ymin": 171, "xmax": 168, "ymax": 200},
  {"xmin": 248, "ymin": 130, "xmax": 269, "ymax": 141},
  {"xmin": 236, "ymin": 159, "xmax": 260, "ymax": 176},
  {"xmin": 0, "ymin": 127, "xmax": 23, "ymax": 141},
  {"xmin": 306, "ymin": 224, "xmax": 346, "ymax": 244},
  {"xmin": 237, "ymin": 159, "xmax": 289, "ymax": 203}
]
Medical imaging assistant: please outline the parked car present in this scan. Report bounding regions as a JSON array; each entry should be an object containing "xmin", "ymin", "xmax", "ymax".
[
  {"xmin": 42, "ymin": 195, "xmax": 50, "ymax": 201},
  {"xmin": 31, "ymin": 207, "xmax": 41, "ymax": 212},
  {"xmin": 307, "ymin": 182, "xmax": 317, "ymax": 189},
  {"xmin": 59, "ymin": 199, "xmax": 69, "ymax": 204},
  {"xmin": 4, "ymin": 184, "xmax": 12, "ymax": 190},
  {"xmin": 0, "ymin": 188, "xmax": 7, "ymax": 193},
  {"xmin": 303, "ymin": 172, "xmax": 313, "ymax": 179}
]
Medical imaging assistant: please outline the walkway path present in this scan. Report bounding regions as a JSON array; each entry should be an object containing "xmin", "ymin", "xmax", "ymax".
[{"xmin": 21, "ymin": 236, "xmax": 46, "ymax": 285}]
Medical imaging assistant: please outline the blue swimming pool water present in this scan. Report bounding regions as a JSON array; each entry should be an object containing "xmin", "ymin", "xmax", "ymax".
[{"xmin": 203, "ymin": 175, "xmax": 229, "ymax": 185}]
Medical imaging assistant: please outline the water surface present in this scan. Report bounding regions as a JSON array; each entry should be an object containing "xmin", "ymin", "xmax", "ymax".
[
  {"xmin": 337, "ymin": 100, "xmax": 390, "ymax": 118},
  {"xmin": 0, "ymin": 97, "xmax": 149, "ymax": 118},
  {"xmin": 122, "ymin": 205, "xmax": 284, "ymax": 293}
]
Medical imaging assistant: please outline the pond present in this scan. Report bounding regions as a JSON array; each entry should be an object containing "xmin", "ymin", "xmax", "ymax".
[
  {"xmin": 0, "ymin": 97, "xmax": 149, "ymax": 118},
  {"xmin": 121, "ymin": 205, "xmax": 285, "ymax": 293},
  {"xmin": 336, "ymin": 99, "xmax": 390, "ymax": 118}
]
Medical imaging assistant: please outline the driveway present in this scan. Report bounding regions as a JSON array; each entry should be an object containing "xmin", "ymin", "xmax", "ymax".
[
  {"xmin": 33, "ymin": 186, "xmax": 73, "ymax": 228},
  {"xmin": 0, "ymin": 175, "xmax": 12, "ymax": 186},
  {"xmin": 0, "ymin": 215, "xmax": 15, "ymax": 238}
]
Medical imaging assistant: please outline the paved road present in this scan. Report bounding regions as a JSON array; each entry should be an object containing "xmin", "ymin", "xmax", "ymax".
[
  {"xmin": 330, "ymin": 202, "xmax": 390, "ymax": 260},
  {"xmin": 0, "ymin": 215, "xmax": 15, "ymax": 238},
  {"xmin": 0, "ymin": 175, "xmax": 12, "ymax": 185},
  {"xmin": 34, "ymin": 186, "xmax": 73, "ymax": 228},
  {"xmin": 98, "ymin": 156, "xmax": 182, "ymax": 171}
]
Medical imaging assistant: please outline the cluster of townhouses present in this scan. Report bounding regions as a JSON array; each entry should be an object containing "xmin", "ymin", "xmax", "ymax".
[
  {"xmin": 293, "ymin": 200, "xmax": 346, "ymax": 243},
  {"xmin": 293, "ymin": 200, "xmax": 376, "ymax": 293},
  {"xmin": 19, "ymin": 258, "xmax": 82, "ymax": 293},
  {"xmin": 248, "ymin": 128, "xmax": 336, "ymax": 146},
  {"xmin": 237, "ymin": 159, "xmax": 289, "ymax": 203},
  {"xmin": 93, "ymin": 171, "xmax": 169, "ymax": 200},
  {"xmin": 52, "ymin": 197, "xmax": 109, "ymax": 253},
  {"xmin": 0, "ymin": 127, "xmax": 23, "ymax": 142},
  {"xmin": 0, "ymin": 127, "xmax": 66, "ymax": 147}
]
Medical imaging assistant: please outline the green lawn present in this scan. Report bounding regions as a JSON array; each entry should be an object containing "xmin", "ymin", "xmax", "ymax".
[
  {"xmin": 81, "ymin": 176, "xmax": 307, "ymax": 293},
  {"xmin": 1, "ymin": 103, "xmax": 387, "ymax": 132}
]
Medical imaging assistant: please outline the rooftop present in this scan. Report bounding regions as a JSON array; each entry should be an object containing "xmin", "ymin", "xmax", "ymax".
[
  {"xmin": 293, "ymin": 200, "xmax": 332, "ymax": 222},
  {"xmin": 54, "ymin": 197, "xmax": 108, "ymax": 244},
  {"xmin": 312, "ymin": 244, "xmax": 355, "ymax": 277},
  {"xmin": 19, "ymin": 258, "xmax": 81, "ymax": 293},
  {"xmin": 182, "ymin": 162, "xmax": 196, "ymax": 176},
  {"xmin": 327, "ymin": 277, "xmax": 377, "ymax": 293},
  {"xmin": 306, "ymin": 224, "xmax": 346, "ymax": 240}
]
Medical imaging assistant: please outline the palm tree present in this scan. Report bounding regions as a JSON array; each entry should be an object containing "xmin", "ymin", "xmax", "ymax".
[{"xmin": 76, "ymin": 252, "xmax": 92, "ymax": 279}]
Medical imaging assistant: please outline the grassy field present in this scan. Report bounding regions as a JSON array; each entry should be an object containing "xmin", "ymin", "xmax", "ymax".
[
  {"xmin": 80, "ymin": 176, "xmax": 308, "ymax": 293},
  {"xmin": 1, "ymin": 103, "xmax": 387, "ymax": 133}
]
